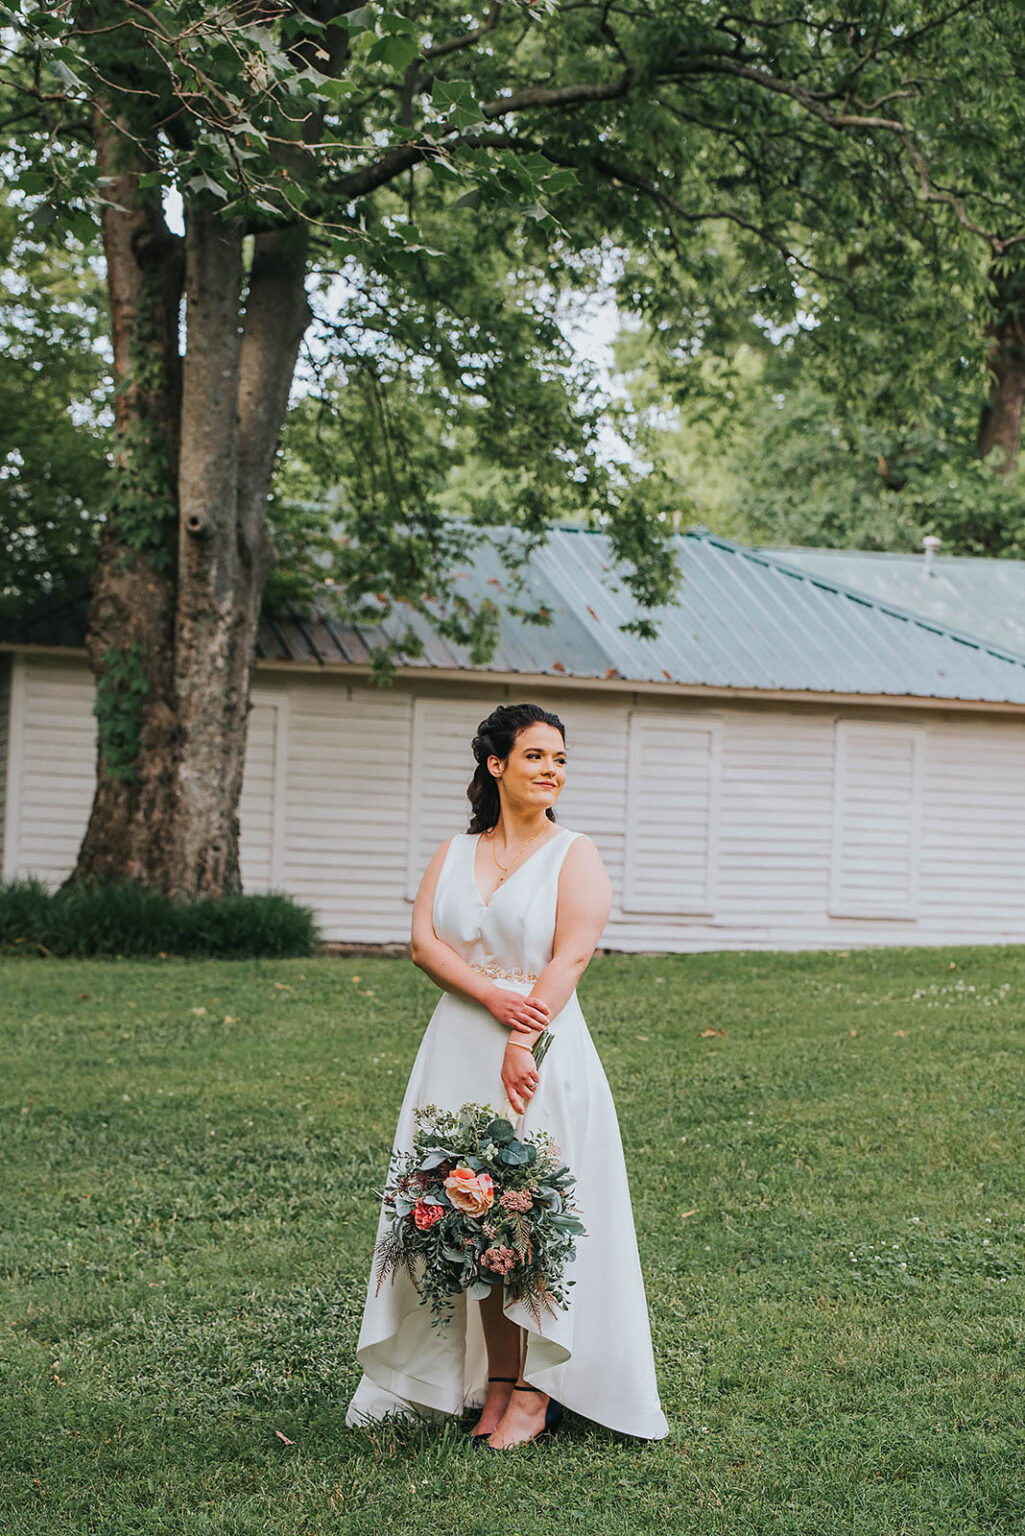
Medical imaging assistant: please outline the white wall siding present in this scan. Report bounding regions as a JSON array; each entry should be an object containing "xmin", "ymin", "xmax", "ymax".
[
  {"xmin": 602, "ymin": 702, "xmax": 1024, "ymax": 951},
  {"xmin": 238, "ymin": 695, "xmax": 288, "ymax": 892},
  {"xmin": 713, "ymin": 713, "xmax": 835, "ymax": 930},
  {"xmin": 2, "ymin": 661, "xmax": 293, "ymax": 898},
  {"xmin": 4, "ymin": 653, "xmax": 1025, "ymax": 951},
  {"xmin": 3, "ymin": 656, "xmax": 96, "ymax": 883},
  {"xmin": 406, "ymin": 696, "xmax": 488, "ymax": 899},
  {"xmin": 279, "ymin": 677, "xmax": 414, "ymax": 940},
  {"xmin": 917, "ymin": 723, "xmax": 1025, "ymax": 922}
]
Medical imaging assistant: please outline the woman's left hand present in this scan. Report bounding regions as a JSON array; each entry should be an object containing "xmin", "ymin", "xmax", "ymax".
[{"xmin": 501, "ymin": 1040, "xmax": 540, "ymax": 1115}]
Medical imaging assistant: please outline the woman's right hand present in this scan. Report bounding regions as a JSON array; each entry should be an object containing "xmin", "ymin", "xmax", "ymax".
[{"xmin": 487, "ymin": 986, "xmax": 550, "ymax": 1035}]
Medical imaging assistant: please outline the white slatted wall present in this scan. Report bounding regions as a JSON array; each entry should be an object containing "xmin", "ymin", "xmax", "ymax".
[
  {"xmin": 3, "ymin": 656, "xmax": 97, "ymax": 883},
  {"xmin": 279, "ymin": 677, "xmax": 412, "ymax": 937},
  {"xmin": 405, "ymin": 696, "xmax": 488, "ymax": 899},
  {"xmin": 238, "ymin": 696, "xmax": 287, "ymax": 892},
  {"xmin": 4, "ymin": 654, "xmax": 1025, "ymax": 950}
]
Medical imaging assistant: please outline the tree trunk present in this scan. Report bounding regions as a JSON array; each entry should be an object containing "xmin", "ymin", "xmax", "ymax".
[
  {"xmin": 70, "ymin": 124, "xmax": 311, "ymax": 897},
  {"xmin": 977, "ymin": 266, "xmax": 1025, "ymax": 473},
  {"xmin": 69, "ymin": 109, "xmax": 184, "ymax": 889},
  {"xmin": 168, "ymin": 216, "xmax": 310, "ymax": 899}
]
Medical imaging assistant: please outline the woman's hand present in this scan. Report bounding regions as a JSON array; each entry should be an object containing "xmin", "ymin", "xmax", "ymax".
[
  {"xmin": 487, "ymin": 987, "xmax": 550, "ymax": 1036},
  {"xmin": 502, "ymin": 1039, "xmax": 540, "ymax": 1116}
]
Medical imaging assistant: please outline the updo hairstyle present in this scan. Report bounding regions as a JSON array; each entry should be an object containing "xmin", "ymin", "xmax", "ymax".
[{"xmin": 467, "ymin": 702, "xmax": 566, "ymax": 834}]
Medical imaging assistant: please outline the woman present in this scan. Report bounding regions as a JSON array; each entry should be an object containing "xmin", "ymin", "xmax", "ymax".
[{"xmin": 345, "ymin": 702, "xmax": 669, "ymax": 1446}]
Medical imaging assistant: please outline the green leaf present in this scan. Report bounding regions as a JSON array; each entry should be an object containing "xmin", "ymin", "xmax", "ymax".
[
  {"xmin": 366, "ymin": 32, "xmax": 419, "ymax": 70},
  {"xmin": 540, "ymin": 168, "xmax": 579, "ymax": 195},
  {"xmin": 432, "ymin": 78, "xmax": 484, "ymax": 130},
  {"xmin": 15, "ymin": 171, "xmax": 48, "ymax": 195},
  {"xmin": 185, "ymin": 172, "xmax": 228, "ymax": 201},
  {"xmin": 330, "ymin": 5, "xmax": 374, "ymax": 29}
]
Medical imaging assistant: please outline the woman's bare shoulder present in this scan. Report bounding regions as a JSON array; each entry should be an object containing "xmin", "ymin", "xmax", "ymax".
[
  {"xmin": 561, "ymin": 830, "xmax": 606, "ymax": 874},
  {"xmin": 427, "ymin": 833, "xmax": 460, "ymax": 868}
]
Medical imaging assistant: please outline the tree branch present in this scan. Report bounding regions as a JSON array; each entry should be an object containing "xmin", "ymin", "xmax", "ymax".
[
  {"xmin": 329, "ymin": 67, "xmax": 633, "ymax": 201},
  {"xmin": 424, "ymin": 4, "xmax": 502, "ymax": 60},
  {"xmin": 669, "ymin": 53, "xmax": 1024, "ymax": 253}
]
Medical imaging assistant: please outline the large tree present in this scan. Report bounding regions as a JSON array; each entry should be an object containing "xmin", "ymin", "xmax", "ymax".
[{"xmin": 2, "ymin": 0, "xmax": 1017, "ymax": 896}]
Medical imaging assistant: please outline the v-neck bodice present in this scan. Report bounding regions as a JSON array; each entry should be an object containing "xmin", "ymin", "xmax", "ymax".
[
  {"xmin": 433, "ymin": 826, "xmax": 582, "ymax": 986},
  {"xmin": 471, "ymin": 829, "xmax": 569, "ymax": 910}
]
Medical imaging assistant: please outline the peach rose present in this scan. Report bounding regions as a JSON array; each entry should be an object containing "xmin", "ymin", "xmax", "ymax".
[{"xmin": 443, "ymin": 1165, "xmax": 495, "ymax": 1217}]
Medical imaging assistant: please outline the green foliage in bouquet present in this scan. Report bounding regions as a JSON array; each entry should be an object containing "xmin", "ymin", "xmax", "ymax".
[{"xmin": 373, "ymin": 1102, "xmax": 586, "ymax": 1330}]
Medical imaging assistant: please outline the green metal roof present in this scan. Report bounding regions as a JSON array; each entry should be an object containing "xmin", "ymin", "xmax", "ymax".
[
  {"xmin": 6, "ymin": 526, "xmax": 1025, "ymax": 706},
  {"xmin": 767, "ymin": 546, "xmax": 1025, "ymax": 658}
]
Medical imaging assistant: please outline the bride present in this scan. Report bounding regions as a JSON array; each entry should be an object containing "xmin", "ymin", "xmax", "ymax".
[{"xmin": 345, "ymin": 702, "xmax": 669, "ymax": 1447}]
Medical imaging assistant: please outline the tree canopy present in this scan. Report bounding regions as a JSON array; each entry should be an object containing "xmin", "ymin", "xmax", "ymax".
[{"xmin": 2, "ymin": 0, "xmax": 1023, "ymax": 892}]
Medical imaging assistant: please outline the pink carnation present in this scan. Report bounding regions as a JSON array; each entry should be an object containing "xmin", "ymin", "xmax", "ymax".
[
  {"xmin": 499, "ymin": 1189, "xmax": 533, "ymax": 1213},
  {"xmin": 412, "ymin": 1201, "xmax": 444, "ymax": 1231},
  {"xmin": 481, "ymin": 1245, "xmax": 519, "ymax": 1275}
]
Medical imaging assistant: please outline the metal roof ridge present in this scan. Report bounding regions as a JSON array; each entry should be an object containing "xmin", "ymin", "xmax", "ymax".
[
  {"xmin": 681, "ymin": 528, "xmax": 1025, "ymax": 671},
  {"xmin": 767, "ymin": 544, "xmax": 1025, "ymax": 570}
]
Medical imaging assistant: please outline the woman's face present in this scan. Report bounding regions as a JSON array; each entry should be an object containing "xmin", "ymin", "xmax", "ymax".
[{"xmin": 489, "ymin": 722, "xmax": 567, "ymax": 813}]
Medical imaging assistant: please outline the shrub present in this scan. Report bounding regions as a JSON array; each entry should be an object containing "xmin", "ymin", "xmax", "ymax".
[{"xmin": 0, "ymin": 878, "xmax": 318, "ymax": 959}]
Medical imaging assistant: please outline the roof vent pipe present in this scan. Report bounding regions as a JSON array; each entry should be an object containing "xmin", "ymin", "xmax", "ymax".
[{"xmin": 922, "ymin": 535, "xmax": 941, "ymax": 578}]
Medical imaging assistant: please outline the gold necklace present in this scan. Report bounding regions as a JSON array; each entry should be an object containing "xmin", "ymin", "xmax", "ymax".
[{"xmin": 487, "ymin": 823, "xmax": 548, "ymax": 882}]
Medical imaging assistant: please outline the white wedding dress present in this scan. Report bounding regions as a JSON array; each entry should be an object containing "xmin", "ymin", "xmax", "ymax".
[{"xmin": 344, "ymin": 826, "xmax": 670, "ymax": 1440}]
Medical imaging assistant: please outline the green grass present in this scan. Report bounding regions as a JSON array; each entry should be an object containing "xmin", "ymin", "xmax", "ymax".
[{"xmin": 2, "ymin": 946, "xmax": 1024, "ymax": 1535}]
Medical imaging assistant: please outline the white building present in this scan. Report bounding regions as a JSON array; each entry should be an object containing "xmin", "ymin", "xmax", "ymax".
[{"xmin": 2, "ymin": 527, "xmax": 1024, "ymax": 952}]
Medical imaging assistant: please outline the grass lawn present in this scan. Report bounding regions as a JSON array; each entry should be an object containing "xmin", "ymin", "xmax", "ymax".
[{"xmin": 3, "ymin": 945, "xmax": 1024, "ymax": 1536}]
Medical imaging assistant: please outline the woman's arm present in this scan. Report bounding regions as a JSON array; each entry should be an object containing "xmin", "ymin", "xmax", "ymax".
[
  {"xmin": 501, "ymin": 836, "xmax": 612, "ymax": 1112},
  {"xmin": 410, "ymin": 838, "xmax": 550, "ymax": 1036},
  {"xmin": 509, "ymin": 834, "xmax": 613, "ymax": 1050}
]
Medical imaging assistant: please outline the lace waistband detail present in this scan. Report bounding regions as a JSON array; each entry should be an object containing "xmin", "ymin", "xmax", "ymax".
[{"xmin": 468, "ymin": 959, "xmax": 540, "ymax": 985}]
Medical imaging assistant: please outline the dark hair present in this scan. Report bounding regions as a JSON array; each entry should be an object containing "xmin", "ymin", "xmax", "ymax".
[{"xmin": 467, "ymin": 703, "xmax": 566, "ymax": 833}]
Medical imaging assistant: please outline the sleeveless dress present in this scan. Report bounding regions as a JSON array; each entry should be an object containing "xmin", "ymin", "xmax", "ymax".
[{"xmin": 344, "ymin": 826, "xmax": 670, "ymax": 1440}]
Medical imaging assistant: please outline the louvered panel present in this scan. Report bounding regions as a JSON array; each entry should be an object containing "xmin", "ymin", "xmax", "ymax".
[
  {"xmin": 238, "ymin": 700, "xmax": 281, "ymax": 893},
  {"xmin": 622, "ymin": 712, "xmax": 721, "ymax": 914},
  {"xmin": 12, "ymin": 658, "xmax": 96, "ymax": 883},
  {"xmin": 830, "ymin": 722, "xmax": 923, "ymax": 918}
]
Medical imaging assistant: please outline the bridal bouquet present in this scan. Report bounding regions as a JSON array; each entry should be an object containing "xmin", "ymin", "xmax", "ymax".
[{"xmin": 373, "ymin": 1102, "xmax": 586, "ymax": 1329}]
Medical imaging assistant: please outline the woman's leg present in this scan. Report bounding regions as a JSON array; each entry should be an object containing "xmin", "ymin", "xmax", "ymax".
[
  {"xmin": 475, "ymin": 1292, "xmax": 553, "ymax": 1447},
  {"xmin": 471, "ymin": 1286, "xmax": 521, "ymax": 1435}
]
